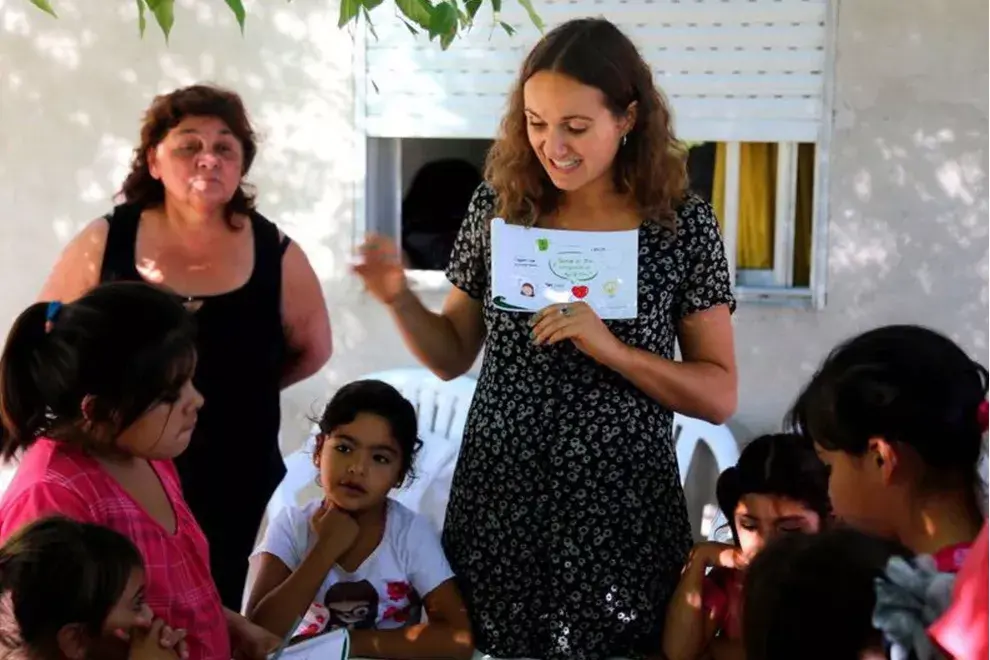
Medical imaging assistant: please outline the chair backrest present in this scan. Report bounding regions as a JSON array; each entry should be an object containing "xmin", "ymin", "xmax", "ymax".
[
  {"xmin": 360, "ymin": 368, "xmax": 478, "ymax": 444},
  {"xmin": 672, "ymin": 413, "xmax": 740, "ymax": 486}
]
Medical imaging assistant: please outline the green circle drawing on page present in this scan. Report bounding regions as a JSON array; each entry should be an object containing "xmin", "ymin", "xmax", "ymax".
[{"xmin": 548, "ymin": 249, "xmax": 599, "ymax": 283}]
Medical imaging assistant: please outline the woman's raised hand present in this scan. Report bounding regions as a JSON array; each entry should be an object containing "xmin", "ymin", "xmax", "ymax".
[{"xmin": 352, "ymin": 234, "xmax": 409, "ymax": 306}]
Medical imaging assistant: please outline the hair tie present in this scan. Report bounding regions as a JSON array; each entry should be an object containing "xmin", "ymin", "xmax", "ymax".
[
  {"xmin": 44, "ymin": 301, "xmax": 63, "ymax": 334},
  {"xmin": 977, "ymin": 400, "xmax": 988, "ymax": 433}
]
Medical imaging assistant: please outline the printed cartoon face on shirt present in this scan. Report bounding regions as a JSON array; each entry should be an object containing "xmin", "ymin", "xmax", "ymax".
[{"xmin": 324, "ymin": 580, "xmax": 379, "ymax": 629}]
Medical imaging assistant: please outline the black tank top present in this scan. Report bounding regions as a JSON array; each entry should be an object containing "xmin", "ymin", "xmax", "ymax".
[{"xmin": 99, "ymin": 203, "xmax": 288, "ymax": 605}]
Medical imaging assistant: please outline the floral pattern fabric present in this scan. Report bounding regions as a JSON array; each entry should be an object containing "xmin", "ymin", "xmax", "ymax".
[{"xmin": 442, "ymin": 184, "xmax": 736, "ymax": 659}]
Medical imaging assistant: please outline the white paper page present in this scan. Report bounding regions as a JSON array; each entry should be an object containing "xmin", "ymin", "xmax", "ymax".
[
  {"xmin": 271, "ymin": 629, "xmax": 349, "ymax": 660},
  {"xmin": 490, "ymin": 218, "xmax": 639, "ymax": 320}
]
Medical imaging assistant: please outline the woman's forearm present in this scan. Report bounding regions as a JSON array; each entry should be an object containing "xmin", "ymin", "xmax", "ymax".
[
  {"xmin": 602, "ymin": 342, "xmax": 737, "ymax": 424},
  {"xmin": 387, "ymin": 290, "xmax": 477, "ymax": 380},
  {"xmin": 349, "ymin": 622, "xmax": 474, "ymax": 660}
]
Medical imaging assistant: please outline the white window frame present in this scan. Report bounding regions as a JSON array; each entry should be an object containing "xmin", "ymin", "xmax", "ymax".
[{"xmin": 352, "ymin": 1, "xmax": 837, "ymax": 308}]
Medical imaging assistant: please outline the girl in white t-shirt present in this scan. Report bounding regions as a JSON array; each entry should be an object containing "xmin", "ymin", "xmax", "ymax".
[{"xmin": 246, "ymin": 380, "xmax": 473, "ymax": 659}]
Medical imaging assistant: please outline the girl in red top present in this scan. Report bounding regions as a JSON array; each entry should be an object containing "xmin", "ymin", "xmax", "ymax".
[
  {"xmin": 788, "ymin": 325, "xmax": 986, "ymax": 566},
  {"xmin": 0, "ymin": 282, "xmax": 278, "ymax": 660},
  {"xmin": 662, "ymin": 433, "xmax": 830, "ymax": 660}
]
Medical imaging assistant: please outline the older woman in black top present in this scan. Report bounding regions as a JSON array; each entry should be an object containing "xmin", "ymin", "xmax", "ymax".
[{"xmin": 39, "ymin": 84, "xmax": 333, "ymax": 610}]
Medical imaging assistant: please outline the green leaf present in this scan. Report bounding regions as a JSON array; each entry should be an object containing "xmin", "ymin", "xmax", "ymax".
[
  {"xmin": 338, "ymin": 0, "xmax": 360, "ymax": 28},
  {"xmin": 440, "ymin": 28, "xmax": 456, "ymax": 49},
  {"xmin": 400, "ymin": 18, "xmax": 419, "ymax": 35},
  {"xmin": 428, "ymin": 1, "xmax": 456, "ymax": 40},
  {"xmin": 145, "ymin": 0, "xmax": 174, "ymax": 40},
  {"xmin": 491, "ymin": 0, "xmax": 501, "ymax": 14},
  {"xmin": 396, "ymin": 0, "xmax": 432, "ymax": 30},
  {"xmin": 29, "ymin": 0, "xmax": 57, "ymax": 17},
  {"xmin": 223, "ymin": 0, "xmax": 246, "ymax": 33},
  {"xmin": 363, "ymin": 0, "xmax": 385, "ymax": 10},
  {"xmin": 516, "ymin": 0, "xmax": 543, "ymax": 31},
  {"xmin": 464, "ymin": 0, "xmax": 482, "ymax": 20},
  {"xmin": 136, "ymin": 0, "xmax": 147, "ymax": 36},
  {"xmin": 499, "ymin": 20, "xmax": 515, "ymax": 36}
]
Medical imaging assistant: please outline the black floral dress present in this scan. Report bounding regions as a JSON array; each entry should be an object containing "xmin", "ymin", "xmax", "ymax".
[{"xmin": 442, "ymin": 184, "xmax": 736, "ymax": 660}]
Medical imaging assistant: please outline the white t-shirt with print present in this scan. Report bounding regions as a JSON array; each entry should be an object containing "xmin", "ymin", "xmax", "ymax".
[{"xmin": 253, "ymin": 498, "xmax": 455, "ymax": 638}]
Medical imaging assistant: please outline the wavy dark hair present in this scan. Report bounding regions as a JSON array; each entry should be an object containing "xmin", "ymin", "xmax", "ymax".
[
  {"xmin": 312, "ymin": 380, "xmax": 423, "ymax": 486},
  {"xmin": 715, "ymin": 433, "xmax": 831, "ymax": 544},
  {"xmin": 787, "ymin": 324, "xmax": 988, "ymax": 491},
  {"xmin": 485, "ymin": 17, "xmax": 688, "ymax": 229},
  {"xmin": 0, "ymin": 517, "xmax": 143, "ymax": 656},
  {"xmin": 117, "ymin": 83, "xmax": 258, "ymax": 227}
]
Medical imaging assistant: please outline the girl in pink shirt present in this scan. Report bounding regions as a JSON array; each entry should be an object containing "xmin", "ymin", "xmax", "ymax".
[
  {"xmin": 0, "ymin": 282, "xmax": 277, "ymax": 660},
  {"xmin": 662, "ymin": 433, "xmax": 831, "ymax": 660},
  {"xmin": 788, "ymin": 325, "xmax": 985, "ymax": 565}
]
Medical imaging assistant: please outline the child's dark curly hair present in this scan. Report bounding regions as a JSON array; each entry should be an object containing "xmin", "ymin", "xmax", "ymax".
[
  {"xmin": 312, "ymin": 379, "xmax": 422, "ymax": 485},
  {"xmin": 715, "ymin": 433, "xmax": 832, "ymax": 544}
]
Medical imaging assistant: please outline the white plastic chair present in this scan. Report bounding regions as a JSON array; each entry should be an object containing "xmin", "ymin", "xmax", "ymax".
[
  {"xmin": 672, "ymin": 413, "xmax": 739, "ymax": 539},
  {"xmin": 672, "ymin": 413, "xmax": 740, "ymax": 486},
  {"xmin": 266, "ymin": 369, "xmax": 477, "ymax": 528}
]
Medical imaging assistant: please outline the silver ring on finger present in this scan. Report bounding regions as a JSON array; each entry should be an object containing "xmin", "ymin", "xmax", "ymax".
[{"xmin": 560, "ymin": 305, "xmax": 571, "ymax": 317}]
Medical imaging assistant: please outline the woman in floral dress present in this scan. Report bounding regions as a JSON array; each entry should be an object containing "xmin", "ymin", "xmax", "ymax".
[{"xmin": 354, "ymin": 18, "xmax": 737, "ymax": 660}]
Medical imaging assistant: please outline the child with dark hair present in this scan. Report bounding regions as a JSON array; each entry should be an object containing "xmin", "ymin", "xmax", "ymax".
[
  {"xmin": 787, "ymin": 324, "xmax": 987, "ymax": 568},
  {"xmin": 247, "ymin": 379, "xmax": 473, "ymax": 659},
  {"xmin": 0, "ymin": 516, "xmax": 185, "ymax": 660},
  {"xmin": 0, "ymin": 283, "xmax": 278, "ymax": 660},
  {"xmin": 663, "ymin": 433, "xmax": 830, "ymax": 660},
  {"xmin": 743, "ymin": 528, "xmax": 915, "ymax": 660}
]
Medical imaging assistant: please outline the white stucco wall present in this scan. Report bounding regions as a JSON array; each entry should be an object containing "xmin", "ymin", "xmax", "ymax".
[{"xmin": 0, "ymin": 0, "xmax": 987, "ymax": 520}]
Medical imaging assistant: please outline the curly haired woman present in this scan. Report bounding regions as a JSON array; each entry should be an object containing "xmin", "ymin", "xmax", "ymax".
[{"xmin": 354, "ymin": 18, "xmax": 737, "ymax": 659}]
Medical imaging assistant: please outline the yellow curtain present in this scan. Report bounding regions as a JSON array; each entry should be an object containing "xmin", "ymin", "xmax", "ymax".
[
  {"xmin": 712, "ymin": 143, "xmax": 776, "ymax": 270},
  {"xmin": 711, "ymin": 142, "xmax": 815, "ymax": 282}
]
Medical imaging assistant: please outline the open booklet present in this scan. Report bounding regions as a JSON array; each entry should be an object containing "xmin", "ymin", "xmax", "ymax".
[{"xmin": 268, "ymin": 628, "xmax": 349, "ymax": 660}]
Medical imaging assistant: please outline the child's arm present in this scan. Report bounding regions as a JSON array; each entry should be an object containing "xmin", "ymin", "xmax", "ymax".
[
  {"xmin": 348, "ymin": 578, "xmax": 474, "ymax": 660},
  {"xmin": 662, "ymin": 542, "xmax": 744, "ymax": 660},
  {"xmin": 247, "ymin": 504, "xmax": 359, "ymax": 638}
]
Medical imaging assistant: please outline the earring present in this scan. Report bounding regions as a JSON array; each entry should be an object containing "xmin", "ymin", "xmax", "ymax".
[{"xmin": 622, "ymin": 134, "xmax": 628, "ymax": 147}]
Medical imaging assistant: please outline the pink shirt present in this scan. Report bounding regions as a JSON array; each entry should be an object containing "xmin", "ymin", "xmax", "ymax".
[
  {"xmin": 0, "ymin": 440, "xmax": 230, "ymax": 660},
  {"xmin": 929, "ymin": 523, "xmax": 989, "ymax": 660}
]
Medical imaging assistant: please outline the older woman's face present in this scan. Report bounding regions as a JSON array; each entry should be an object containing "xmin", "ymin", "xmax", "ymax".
[{"xmin": 148, "ymin": 115, "xmax": 244, "ymax": 211}]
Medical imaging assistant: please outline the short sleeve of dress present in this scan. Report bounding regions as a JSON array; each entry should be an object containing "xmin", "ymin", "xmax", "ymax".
[
  {"xmin": 675, "ymin": 196, "xmax": 737, "ymax": 320},
  {"xmin": 445, "ymin": 183, "xmax": 498, "ymax": 300}
]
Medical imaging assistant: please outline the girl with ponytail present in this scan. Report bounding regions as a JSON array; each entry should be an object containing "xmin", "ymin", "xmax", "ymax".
[{"xmin": 0, "ymin": 282, "xmax": 277, "ymax": 660}]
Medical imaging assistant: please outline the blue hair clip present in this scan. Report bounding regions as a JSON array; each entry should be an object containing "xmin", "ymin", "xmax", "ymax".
[{"xmin": 44, "ymin": 301, "xmax": 62, "ymax": 333}]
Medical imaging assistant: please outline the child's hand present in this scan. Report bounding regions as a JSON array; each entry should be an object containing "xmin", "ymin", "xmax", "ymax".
[
  {"xmin": 128, "ymin": 619, "xmax": 181, "ymax": 660},
  {"xmin": 310, "ymin": 501, "xmax": 359, "ymax": 555},
  {"xmin": 688, "ymin": 542, "xmax": 748, "ymax": 571}
]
